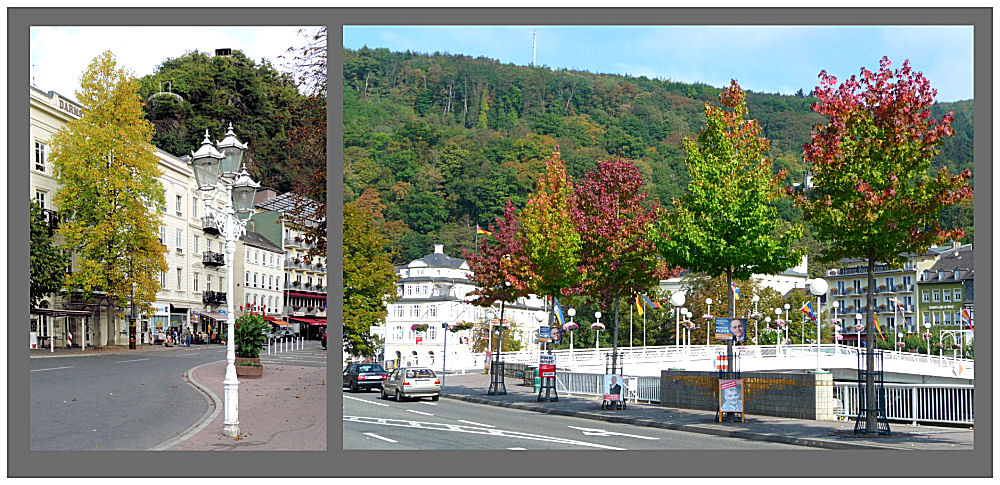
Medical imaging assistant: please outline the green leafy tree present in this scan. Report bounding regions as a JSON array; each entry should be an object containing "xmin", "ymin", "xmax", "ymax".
[
  {"xmin": 343, "ymin": 199, "xmax": 398, "ymax": 359},
  {"xmin": 654, "ymin": 80, "xmax": 803, "ymax": 324},
  {"xmin": 30, "ymin": 200, "xmax": 68, "ymax": 309},
  {"xmin": 49, "ymin": 51, "xmax": 168, "ymax": 345},
  {"xmin": 519, "ymin": 149, "xmax": 584, "ymax": 334},
  {"xmin": 795, "ymin": 57, "xmax": 972, "ymax": 434}
]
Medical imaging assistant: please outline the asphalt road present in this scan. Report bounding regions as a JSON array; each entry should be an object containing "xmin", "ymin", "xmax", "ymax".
[
  {"xmin": 342, "ymin": 388, "xmax": 812, "ymax": 450},
  {"xmin": 29, "ymin": 341, "xmax": 325, "ymax": 451}
]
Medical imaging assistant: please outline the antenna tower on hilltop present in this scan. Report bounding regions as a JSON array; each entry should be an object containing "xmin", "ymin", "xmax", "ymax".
[{"xmin": 532, "ymin": 30, "xmax": 536, "ymax": 67}]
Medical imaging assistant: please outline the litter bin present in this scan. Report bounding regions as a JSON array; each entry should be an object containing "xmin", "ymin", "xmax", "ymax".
[{"xmin": 533, "ymin": 368, "xmax": 541, "ymax": 393}]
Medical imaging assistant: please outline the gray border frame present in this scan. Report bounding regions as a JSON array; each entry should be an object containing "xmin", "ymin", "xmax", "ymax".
[{"xmin": 9, "ymin": 7, "xmax": 990, "ymax": 478}]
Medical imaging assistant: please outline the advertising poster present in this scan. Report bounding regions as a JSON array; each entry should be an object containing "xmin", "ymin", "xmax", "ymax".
[
  {"xmin": 603, "ymin": 374, "xmax": 624, "ymax": 401},
  {"xmin": 550, "ymin": 325, "xmax": 563, "ymax": 345},
  {"xmin": 539, "ymin": 354, "xmax": 556, "ymax": 378},
  {"xmin": 714, "ymin": 318, "xmax": 747, "ymax": 343},
  {"xmin": 719, "ymin": 379, "xmax": 744, "ymax": 412},
  {"xmin": 537, "ymin": 325, "xmax": 552, "ymax": 343}
]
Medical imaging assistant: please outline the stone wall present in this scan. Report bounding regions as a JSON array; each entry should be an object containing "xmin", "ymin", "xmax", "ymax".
[{"xmin": 659, "ymin": 370, "xmax": 835, "ymax": 421}]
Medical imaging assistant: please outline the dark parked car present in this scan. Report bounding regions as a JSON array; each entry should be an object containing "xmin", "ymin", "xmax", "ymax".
[{"xmin": 343, "ymin": 363, "xmax": 388, "ymax": 392}]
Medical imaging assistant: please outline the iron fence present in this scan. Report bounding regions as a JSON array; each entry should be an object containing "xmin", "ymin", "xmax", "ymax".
[{"xmin": 834, "ymin": 382, "xmax": 974, "ymax": 425}]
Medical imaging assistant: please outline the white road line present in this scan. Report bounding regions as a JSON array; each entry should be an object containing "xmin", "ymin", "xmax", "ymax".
[
  {"xmin": 31, "ymin": 366, "xmax": 74, "ymax": 372},
  {"xmin": 419, "ymin": 401, "xmax": 438, "ymax": 406},
  {"xmin": 115, "ymin": 358, "xmax": 150, "ymax": 364},
  {"xmin": 567, "ymin": 425, "xmax": 660, "ymax": 440},
  {"xmin": 364, "ymin": 433, "xmax": 398, "ymax": 443},
  {"xmin": 344, "ymin": 395, "xmax": 389, "ymax": 407},
  {"xmin": 507, "ymin": 448, "xmax": 527, "ymax": 450},
  {"xmin": 175, "ymin": 353, "xmax": 198, "ymax": 356},
  {"xmin": 458, "ymin": 420, "xmax": 495, "ymax": 428},
  {"xmin": 345, "ymin": 415, "xmax": 625, "ymax": 450},
  {"xmin": 407, "ymin": 409, "xmax": 434, "ymax": 416}
]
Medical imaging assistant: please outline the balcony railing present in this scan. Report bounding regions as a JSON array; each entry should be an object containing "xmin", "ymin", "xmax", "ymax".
[
  {"xmin": 202, "ymin": 216, "xmax": 221, "ymax": 235},
  {"xmin": 284, "ymin": 237, "xmax": 315, "ymax": 249},
  {"xmin": 203, "ymin": 290, "xmax": 227, "ymax": 305},
  {"xmin": 203, "ymin": 250, "xmax": 225, "ymax": 267}
]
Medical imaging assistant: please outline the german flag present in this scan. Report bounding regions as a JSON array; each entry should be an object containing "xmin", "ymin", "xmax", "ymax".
[{"xmin": 476, "ymin": 224, "xmax": 492, "ymax": 236}]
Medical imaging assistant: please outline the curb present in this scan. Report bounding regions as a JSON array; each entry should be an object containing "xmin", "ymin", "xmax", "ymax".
[
  {"xmin": 440, "ymin": 393, "xmax": 901, "ymax": 451},
  {"xmin": 148, "ymin": 361, "xmax": 223, "ymax": 451}
]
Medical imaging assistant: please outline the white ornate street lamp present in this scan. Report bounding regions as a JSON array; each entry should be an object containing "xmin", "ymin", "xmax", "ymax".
[
  {"xmin": 191, "ymin": 125, "xmax": 259, "ymax": 438},
  {"xmin": 705, "ymin": 298, "xmax": 713, "ymax": 346},
  {"xmin": 567, "ymin": 308, "xmax": 576, "ymax": 355},
  {"xmin": 593, "ymin": 311, "xmax": 603, "ymax": 351},
  {"xmin": 809, "ymin": 278, "xmax": 829, "ymax": 372},
  {"xmin": 669, "ymin": 291, "xmax": 685, "ymax": 346}
]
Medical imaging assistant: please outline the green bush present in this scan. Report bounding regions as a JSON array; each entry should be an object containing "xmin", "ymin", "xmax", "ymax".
[{"xmin": 234, "ymin": 311, "xmax": 268, "ymax": 358}]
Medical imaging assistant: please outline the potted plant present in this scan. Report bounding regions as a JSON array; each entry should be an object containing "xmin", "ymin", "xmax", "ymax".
[
  {"xmin": 411, "ymin": 323, "xmax": 429, "ymax": 333},
  {"xmin": 234, "ymin": 306, "xmax": 268, "ymax": 378}
]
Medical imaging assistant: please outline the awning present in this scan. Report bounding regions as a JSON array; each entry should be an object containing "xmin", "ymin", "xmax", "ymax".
[
  {"xmin": 30, "ymin": 309, "xmax": 93, "ymax": 317},
  {"xmin": 199, "ymin": 312, "xmax": 229, "ymax": 321},
  {"xmin": 264, "ymin": 316, "xmax": 288, "ymax": 326},
  {"xmin": 288, "ymin": 317, "xmax": 327, "ymax": 326},
  {"xmin": 286, "ymin": 292, "xmax": 327, "ymax": 299},
  {"xmin": 170, "ymin": 304, "xmax": 188, "ymax": 314}
]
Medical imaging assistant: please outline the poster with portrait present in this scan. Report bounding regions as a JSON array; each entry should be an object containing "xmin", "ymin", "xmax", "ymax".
[
  {"xmin": 719, "ymin": 379, "xmax": 744, "ymax": 412},
  {"xmin": 714, "ymin": 318, "xmax": 747, "ymax": 343},
  {"xmin": 549, "ymin": 325, "xmax": 563, "ymax": 345},
  {"xmin": 603, "ymin": 374, "xmax": 625, "ymax": 401}
]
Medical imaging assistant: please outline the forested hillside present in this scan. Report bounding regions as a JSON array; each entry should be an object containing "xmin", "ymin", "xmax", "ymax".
[{"xmin": 343, "ymin": 47, "xmax": 974, "ymax": 267}]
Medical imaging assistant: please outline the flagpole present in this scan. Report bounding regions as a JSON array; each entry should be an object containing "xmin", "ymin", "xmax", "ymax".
[
  {"xmin": 629, "ymin": 300, "xmax": 633, "ymax": 349},
  {"xmin": 642, "ymin": 300, "xmax": 646, "ymax": 348}
]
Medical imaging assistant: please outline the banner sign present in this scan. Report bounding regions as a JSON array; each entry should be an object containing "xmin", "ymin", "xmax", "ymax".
[
  {"xmin": 539, "ymin": 354, "xmax": 556, "ymax": 378},
  {"xmin": 715, "ymin": 318, "xmax": 747, "ymax": 343},
  {"xmin": 719, "ymin": 379, "xmax": 744, "ymax": 412},
  {"xmin": 416, "ymin": 336, "xmax": 423, "ymax": 345},
  {"xmin": 538, "ymin": 325, "xmax": 552, "ymax": 343},
  {"xmin": 603, "ymin": 374, "xmax": 624, "ymax": 401}
]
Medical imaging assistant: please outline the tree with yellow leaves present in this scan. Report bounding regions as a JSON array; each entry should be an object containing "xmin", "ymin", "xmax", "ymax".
[{"xmin": 49, "ymin": 51, "xmax": 168, "ymax": 346}]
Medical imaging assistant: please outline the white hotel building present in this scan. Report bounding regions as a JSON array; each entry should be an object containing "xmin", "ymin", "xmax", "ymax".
[{"xmin": 372, "ymin": 244, "xmax": 546, "ymax": 368}]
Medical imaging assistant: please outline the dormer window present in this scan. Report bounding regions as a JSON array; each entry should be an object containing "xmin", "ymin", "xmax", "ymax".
[
  {"xmin": 922, "ymin": 270, "xmax": 930, "ymax": 281},
  {"xmin": 954, "ymin": 269, "xmax": 961, "ymax": 280},
  {"xmin": 938, "ymin": 270, "xmax": 945, "ymax": 281}
]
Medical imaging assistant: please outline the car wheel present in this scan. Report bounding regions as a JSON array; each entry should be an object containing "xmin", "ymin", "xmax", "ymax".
[
  {"xmin": 350, "ymin": 381, "xmax": 359, "ymax": 393},
  {"xmin": 395, "ymin": 389, "xmax": 403, "ymax": 402},
  {"xmin": 432, "ymin": 395, "xmax": 439, "ymax": 402},
  {"xmin": 380, "ymin": 387, "xmax": 388, "ymax": 400}
]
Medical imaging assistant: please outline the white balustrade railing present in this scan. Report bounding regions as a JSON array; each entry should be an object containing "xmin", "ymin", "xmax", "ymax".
[{"xmin": 833, "ymin": 382, "xmax": 974, "ymax": 425}]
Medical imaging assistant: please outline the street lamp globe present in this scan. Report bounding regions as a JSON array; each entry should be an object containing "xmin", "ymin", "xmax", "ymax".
[
  {"xmin": 231, "ymin": 166, "xmax": 261, "ymax": 217},
  {"xmin": 669, "ymin": 291, "xmax": 685, "ymax": 308},
  {"xmin": 594, "ymin": 311, "xmax": 602, "ymax": 320},
  {"xmin": 775, "ymin": 308, "xmax": 782, "ymax": 316},
  {"xmin": 535, "ymin": 310, "xmax": 546, "ymax": 323},
  {"xmin": 706, "ymin": 298, "xmax": 713, "ymax": 306},
  {"xmin": 765, "ymin": 317, "xmax": 771, "ymax": 325},
  {"xmin": 567, "ymin": 308, "xmax": 576, "ymax": 318},
  {"xmin": 191, "ymin": 130, "xmax": 224, "ymax": 190},
  {"xmin": 752, "ymin": 295, "xmax": 760, "ymax": 304},
  {"xmin": 783, "ymin": 303, "xmax": 791, "ymax": 311},
  {"xmin": 810, "ymin": 278, "xmax": 829, "ymax": 296},
  {"xmin": 216, "ymin": 123, "xmax": 248, "ymax": 176}
]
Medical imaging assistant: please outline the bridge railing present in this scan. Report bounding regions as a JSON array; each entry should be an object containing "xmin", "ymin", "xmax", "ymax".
[{"xmin": 833, "ymin": 382, "xmax": 974, "ymax": 426}]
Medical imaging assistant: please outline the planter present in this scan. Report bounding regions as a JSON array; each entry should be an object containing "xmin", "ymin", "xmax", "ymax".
[{"xmin": 235, "ymin": 357, "xmax": 263, "ymax": 379}]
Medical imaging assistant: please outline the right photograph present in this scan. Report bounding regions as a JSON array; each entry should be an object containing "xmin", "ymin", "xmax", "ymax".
[{"xmin": 341, "ymin": 25, "xmax": 974, "ymax": 451}]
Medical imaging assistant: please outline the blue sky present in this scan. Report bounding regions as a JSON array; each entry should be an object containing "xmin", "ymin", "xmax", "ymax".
[{"xmin": 344, "ymin": 25, "xmax": 974, "ymax": 102}]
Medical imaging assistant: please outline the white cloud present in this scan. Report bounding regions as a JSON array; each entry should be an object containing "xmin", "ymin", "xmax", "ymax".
[{"xmin": 30, "ymin": 26, "xmax": 321, "ymax": 101}]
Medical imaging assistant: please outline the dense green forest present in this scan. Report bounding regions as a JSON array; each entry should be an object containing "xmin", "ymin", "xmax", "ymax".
[
  {"xmin": 343, "ymin": 47, "xmax": 974, "ymax": 268},
  {"xmin": 137, "ymin": 50, "xmax": 312, "ymax": 193}
]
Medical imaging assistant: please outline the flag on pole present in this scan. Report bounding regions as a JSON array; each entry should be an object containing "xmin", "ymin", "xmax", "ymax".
[
  {"xmin": 872, "ymin": 314, "xmax": 886, "ymax": 340},
  {"xmin": 962, "ymin": 308, "xmax": 974, "ymax": 332},
  {"xmin": 476, "ymin": 224, "xmax": 492, "ymax": 236},
  {"xmin": 641, "ymin": 294, "xmax": 661, "ymax": 309},
  {"xmin": 635, "ymin": 294, "xmax": 644, "ymax": 316},
  {"xmin": 800, "ymin": 302, "xmax": 817, "ymax": 322},
  {"xmin": 731, "ymin": 283, "xmax": 740, "ymax": 301},
  {"xmin": 553, "ymin": 297, "xmax": 566, "ymax": 327}
]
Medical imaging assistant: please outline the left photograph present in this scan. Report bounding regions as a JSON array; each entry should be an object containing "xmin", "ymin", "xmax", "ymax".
[{"xmin": 28, "ymin": 26, "xmax": 328, "ymax": 451}]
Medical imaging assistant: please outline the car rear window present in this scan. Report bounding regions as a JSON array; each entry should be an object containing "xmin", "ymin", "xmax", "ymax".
[
  {"xmin": 405, "ymin": 369, "xmax": 436, "ymax": 378},
  {"xmin": 358, "ymin": 365, "xmax": 385, "ymax": 373}
]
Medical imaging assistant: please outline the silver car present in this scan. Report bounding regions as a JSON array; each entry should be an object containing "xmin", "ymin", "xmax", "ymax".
[{"xmin": 381, "ymin": 367, "xmax": 441, "ymax": 402}]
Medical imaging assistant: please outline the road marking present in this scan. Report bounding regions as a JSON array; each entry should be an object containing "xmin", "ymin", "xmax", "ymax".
[
  {"xmin": 343, "ymin": 395, "xmax": 389, "ymax": 407},
  {"xmin": 115, "ymin": 358, "xmax": 150, "ymax": 364},
  {"xmin": 458, "ymin": 420, "xmax": 495, "ymax": 428},
  {"xmin": 364, "ymin": 433, "xmax": 398, "ymax": 443},
  {"xmin": 407, "ymin": 409, "xmax": 434, "ymax": 416},
  {"xmin": 507, "ymin": 448, "xmax": 527, "ymax": 450},
  {"xmin": 567, "ymin": 425, "xmax": 660, "ymax": 440},
  {"xmin": 31, "ymin": 366, "xmax": 73, "ymax": 372},
  {"xmin": 345, "ymin": 415, "xmax": 625, "ymax": 450},
  {"xmin": 175, "ymin": 353, "xmax": 198, "ymax": 356},
  {"xmin": 419, "ymin": 401, "xmax": 438, "ymax": 406}
]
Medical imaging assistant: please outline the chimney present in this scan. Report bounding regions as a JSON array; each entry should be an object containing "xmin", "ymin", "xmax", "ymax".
[{"xmin": 434, "ymin": 244, "xmax": 444, "ymax": 254}]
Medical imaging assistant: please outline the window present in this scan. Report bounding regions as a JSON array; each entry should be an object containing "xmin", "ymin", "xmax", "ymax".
[
  {"xmin": 922, "ymin": 291, "xmax": 930, "ymax": 303},
  {"xmin": 411, "ymin": 305, "xmax": 419, "ymax": 317},
  {"xmin": 176, "ymin": 229, "xmax": 183, "ymax": 249},
  {"xmin": 193, "ymin": 273, "xmax": 199, "ymax": 292},
  {"xmin": 407, "ymin": 286, "xmax": 413, "ymax": 296},
  {"xmin": 429, "ymin": 326, "xmax": 437, "ymax": 339},
  {"xmin": 34, "ymin": 141, "xmax": 46, "ymax": 172},
  {"xmin": 921, "ymin": 312, "xmax": 928, "ymax": 326},
  {"xmin": 245, "ymin": 271, "xmax": 250, "ymax": 286},
  {"xmin": 246, "ymin": 251, "xmax": 251, "ymax": 263},
  {"xmin": 423, "ymin": 286, "xmax": 429, "ymax": 296},
  {"xmin": 944, "ymin": 312, "xmax": 952, "ymax": 326},
  {"xmin": 161, "ymin": 271, "xmax": 166, "ymax": 288},
  {"xmin": 429, "ymin": 306, "xmax": 437, "ymax": 317},
  {"xmin": 922, "ymin": 270, "xmax": 930, "ymax": 281},
  {"xmin": 245, "ymin": 294, "xmax": 250, "ymax": 305},
  {"xmin": 193, "ymin": 235, "xmax": 199, "ymax": 253},
  {"xmin": 954, "ymin": 289, "xmax": 962, "ymax": 301},
  {"xmin": 885, "ymin": 277, "xmax": 894, "ymax": 288},
  {"xmin": 255, "ymin": 250, "xmax": 259, "ymax": 265},
  {"xmin": 932, "ymin": 290, "xmax": 940, "ymax": 302},
  {"xmin": 270, "ymin": 254, "xmax": 274, "ymax": 266},
  {"xmin": 160, "ymin": 226, "xmax": 166, "ymax": 245},
  {"xmin": 176, "ymin": 195, "xmax": 183, "ymax": 216},
  {"xmin": 943, "ymin": 290, "xmax": 951, "ymax": 302},
  {"xmin": 192, "ymin": 196, "xmax": 198, "ymax": 218},
  {"xmin": 268, "ymin": 275, "xmax": 273, "ymax": 290},
  {"xmin": 35, "ymin": 191, "xmax": 46, "ymax": 210},
  {"xmin": 219, "ymin": 241, "xmax": 223, "ymax": 253},
  {"xmin": 207, "ymin": 277, "xmax": 212, "ymax": 292},
  {"xmin": 307, "ymin": 276, "xmax": 313, "ymax": 286},
  {"xmin": 903, "ymin": 276, "xmax": 912, "ymax": 286},
  {"xmin": 837, "ymin": 281, "xmax": 845, "ymax": 293},
  {"xmin": 396, "ymin": 306, "xmax": 404, "ymax": 318},
  {"xmin": 318, "ymin": 278, "xmax": 323, "ymax": 288},
  {"xmin": 176, "ymin": 268, "xmax": 183, "ymax": 290}
]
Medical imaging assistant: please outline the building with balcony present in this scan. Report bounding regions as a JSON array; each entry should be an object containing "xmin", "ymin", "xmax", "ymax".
[
  {"xmin": 917, "ymin": 243, "xmax": 973, "ymax": 341},
  {"xmin": 371, "ymin": 244, "xmax": 546, "ymax": 368},
  {"xmin": 233, "ymin": 230, "xmax": 285, "ymax": 322},
  {"xmin": 252, "ymin": 191, "xmax": 327, "ymax": 337}
]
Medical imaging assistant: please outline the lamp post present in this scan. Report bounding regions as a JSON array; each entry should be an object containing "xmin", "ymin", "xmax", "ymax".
[
  {"xmin": 784, "ymin": 303, "xmax": 791, "ymax": 330},
  {"xmin": 441, "ymin": 322, "xmax": 449, "ymax": 388},
  {"xmin": 896, "ymin": 332, "xmax": 904, "ymax": 353},
  {"xmin": 774, "ymin": 308, "xmax": 783, "ymax": 346},
  {"xmin": 594, "ymin": 311, "xmax": 602, "ymax": 351},
  {"xmin": 809, "ymin": 278, "xmax": 829, "ymax": 372},
  {"xmin": 705, "ymin": 298, "xmax": 713, "ymax": 346},
  {"xmin": 855, "ymin": 313, "xmax": 863, "ymax": 349},
  {"xmin": 191, "ymin": 125, "xmax": 258, "ymax": 438},
  {"xmin": 924, "ymin": 322, "xmax": 932, "ymax": 358},
  {"xmin": 567, "ymin": 308, "xmax": 576, "ymax": 356},
  {"xmin": 669, "ymin": 291, "xmax": 685, "ymax": 346},
  {"xmin": 680, "ymin": 307, "xmax": 688, "ymax": 346},
  {"xmin": 751, "ymin": 295, "xmax": 760, "ymax": 342}
]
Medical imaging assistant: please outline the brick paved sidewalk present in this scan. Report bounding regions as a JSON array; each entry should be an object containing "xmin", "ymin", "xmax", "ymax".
[
  {"xmin": 441, "ymin": 372, "xmax": 974, "ymax": 451},
  {"xmin": 166, "ymin": 360, "xmax": 327, "ymax": 451}
]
